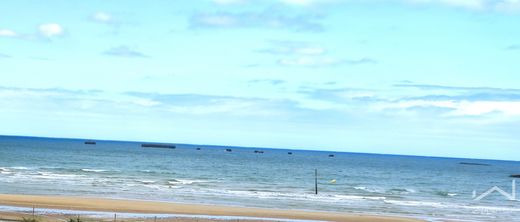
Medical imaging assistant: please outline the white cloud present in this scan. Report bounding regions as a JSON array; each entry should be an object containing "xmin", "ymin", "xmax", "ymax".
[
  {"xmin": 38, "ymin": 23, "xmax": 64, "ymax": 37},
  {"xmin": 198, "ymin": 15, "xmax": 237, "ymax": 26},
  {"xmin": 495, "ymin": 0, "xmax": 520, "ymax": 12},
  {"xmin": 211, "ymin": 0, "xmax": 520, "ymax": 12},
  {"xmin": 279, "ymin": 0, "xmax": 340, "ymax": 6},
  {"xmin": 0, "ymin": 29, "xmax": 17, "ymax": 37},
  {"xmin": 440, "ymin": 0, "xmax": 485, "ymax": 9},
  {"xmin": 278, "ymin": 56, "xmax": 376, "ymax": 67},
  {"xmin": 451, "ymin": 101, "xmax": 520, "ymax": 116},
  {"xmin": 406, "ymin": 0, "xmax": 520, "ymax": 11},
  {"xmin": 385, "ymin": 100, "xmax": 520, "ymax": 116},
  {"xmin": 260, "ymin": 41, "xmax": 327, "ymax": 55},
  {"xmin": 408, "ymin": 0, "xmax": 486, "ymax": 9},
  {"xmin": 213, "ymin": 0, "xmax": 246, "ymax": 4},
  {"xmin": 92, "ymin": 12, "xmax": 113, "ymax": 23},
  {"xmin": 294, "ymin": 47, "xmax": 326, "ymax": 55},
  {"xmin": 133, "ymin": 99, "xmax": 161, "ymax": 107},
  {"xmin": 167, "ymin": 100, "xmax": 281, "ymax": 116},
  {"xmin": 280, "ymin": 0, "xmax": 316, "ymax": 5},
  {"xmin": 278, "ymin": 57, "xmax": 343, "ymax": 67}
]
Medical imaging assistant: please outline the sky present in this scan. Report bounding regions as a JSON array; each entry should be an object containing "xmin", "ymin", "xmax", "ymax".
[{"xmin": 1, "ymin": 0, "xmax": 519, "ymax": 160}]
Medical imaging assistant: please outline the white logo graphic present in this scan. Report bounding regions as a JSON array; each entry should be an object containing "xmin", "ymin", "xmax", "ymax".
[{"xmin": 473, "ymin": 180, "xmax": 516, "ymax": 201}]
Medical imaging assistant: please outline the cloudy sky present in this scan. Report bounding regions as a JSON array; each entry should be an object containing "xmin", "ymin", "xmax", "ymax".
[{"xmin": 1, "ymin": 0, "xmax": 519, "ymax": 160}]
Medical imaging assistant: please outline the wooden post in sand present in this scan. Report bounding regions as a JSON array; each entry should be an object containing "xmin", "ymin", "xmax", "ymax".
[
  {"xmin": 114, "ymin": 213, "xmax": 117, "ymax": 222},
  {"xmin": 315, "ymin": 169, "xmax": 318, "ymax": 195},
  {"xmin": 32, "ymin": 206, "xmax": 35, "ymax": 218}
]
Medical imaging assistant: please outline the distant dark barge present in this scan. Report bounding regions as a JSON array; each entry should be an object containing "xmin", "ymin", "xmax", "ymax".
[{"xmin": 141, "ymin": 144, "xmax": 176, "ymax": 149}]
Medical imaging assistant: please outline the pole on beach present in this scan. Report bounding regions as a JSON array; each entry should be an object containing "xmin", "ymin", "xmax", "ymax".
[
  {"xmin": 154, "ymin": 216, "xmax": 157, "ymax": 222},
  {"xmin": 114, "ymin": 213, "xmax": 117, "ymax": 222},
  {"xmin": 315, "ymin": 169, "xmax": 318, "ymax": 195},
  {"xmin": 32, "ymin": 206, "xmax": 35, "ymax": 218}
]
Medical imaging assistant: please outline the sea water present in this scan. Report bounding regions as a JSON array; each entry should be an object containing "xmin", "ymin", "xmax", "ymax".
[{"xmin": 1, "ymin": 135, "xmax": 519, "ymax": 221}]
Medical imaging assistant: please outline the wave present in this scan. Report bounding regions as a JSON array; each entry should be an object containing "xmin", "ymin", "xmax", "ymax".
[
  {"xmin": 34, "ymin": 171, "xmax": 84, "ymax": 180},
  {"xmin": 435, "ymin": 191, "xmax": 458, "ymax": 197},
  {"xmin": 10, "ymin": 166, "xmax": 30, "ymax": 170},
  {"xmin": 167, "ymin": 179, "xmax": 207, "ymax": 185},
  {"xmin": 81, "ymin": 169, "xmax": 107, "ymax": 173},
  {"xmin": 0, "ymin": 166, "xmax": 30, "ymax": 172},
  {"xmin": 136, "ymin": 180, "xmax": 156, "ymax": 184},
  {"xmin": 0, "ymin": 167, "xmax": 12, "ymax": 174},
  {"xmin": 387, "ymin": 188, "xmax": 416, "ymax": 194},
  {"xmin": 384, "ymin": 199, "xmax": 520, "ymax": 212},
  {"xmin": 353, "ymin": 186, "xmax": 382, "ymax": 193},
  {"xmin": 334, "ymin": 194, "xmax": 386, "ymax": 201},
  {"xmin": 205, "ymin": 189, "xmax": 387, "ymax": 203},
  {"xmin": 353, "ymin": 186, "xmax": 415, "ymax": 195}
]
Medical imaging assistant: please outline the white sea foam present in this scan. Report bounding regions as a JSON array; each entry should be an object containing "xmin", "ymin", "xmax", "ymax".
[
  {"xmin": 334, "ymin": 194, "xmax": 386, "ymax": 201},
  {"xmin": 10, "ymin": 166, "xmax": 30, "ymax": 170},
  {"xmin": 34, "ymin": 171, "xmax": 84, "ymax": 180},
  {"xmin": 387, "ymin": 188, "xmax": 416, "ymax": 194},
  {"xmin": 137, "ymin": 180, "xmax": 156, "ymax": 184},
  {"xmin": 81, "ymin": 169, "xmax": 107, "ymax": 173},
  {"xmin": 167, "ymin": 179, "xmax": 207, "ymax": 185},
  {"xmin": 200, "ymin": 189, "xmax": 387, "ymax": 204},
  {"xmin": 384, "ymin": 200, "xmax": 520, "ymax": 212},
  {"xmin": 353, "ymin": 186, "xmax": 383, "ymax": 193},
  {"xmin": 0, "ymin": 167, "xmax": 12, "ymax": 175}
]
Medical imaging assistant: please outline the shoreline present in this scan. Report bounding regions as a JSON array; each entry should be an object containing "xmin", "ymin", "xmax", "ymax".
[{"xmin": 0, "ymin": 194, "xmax": 423, "ymax": 222}]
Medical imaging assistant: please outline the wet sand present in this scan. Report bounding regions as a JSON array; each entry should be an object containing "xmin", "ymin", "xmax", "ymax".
[{"xmin": 0, "ymin": 194, "xmax": 422, "ymax": 222}]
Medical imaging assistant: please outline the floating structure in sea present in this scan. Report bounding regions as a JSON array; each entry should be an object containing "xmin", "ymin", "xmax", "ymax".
[
  {"xmin": 328, "ymin": 154, "xmax": 335, "ymax": 157},
  {"xmin": 141, "ymin": 144, "xmax": 176, "ymax": 149},
  {"xmin": 459, "ymin": 162, "xmax": 491, "ymax": 166},
  {"xmin": 196, "ymin": 148, "xmax": 201, "ymax": 150},
  {"xmin": 510, "ymin": 174, "xmax": 520, "ymax": 178},
  {"xmin": 84, "ymin": 141, "xmax": 96, "ymax": 145},
  {"xmin": 288, "ymin": 152, "xmax": 293, "ymax": 155},
  {"xmin": 226, "ymin": 149, "xmax": 232, "ymax": 152},
  {"xmin": 254, "ymin": 150, "xmax": 264, "ymax": 154}
]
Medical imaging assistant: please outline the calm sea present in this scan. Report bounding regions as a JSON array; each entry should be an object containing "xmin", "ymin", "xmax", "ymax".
[{"xmin": 1, "ymin": 135, "xmax": 519, "ymax": 221}]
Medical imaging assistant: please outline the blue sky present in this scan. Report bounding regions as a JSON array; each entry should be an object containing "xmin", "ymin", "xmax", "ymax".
[{"xmin": 1, "ymin": 0, "xmax": 519, "ymax": 160}]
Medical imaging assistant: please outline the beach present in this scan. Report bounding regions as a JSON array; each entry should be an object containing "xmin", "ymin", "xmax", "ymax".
[{"xmin": 0, "ymin": 194, "xmax": 421, "ymax": 222}]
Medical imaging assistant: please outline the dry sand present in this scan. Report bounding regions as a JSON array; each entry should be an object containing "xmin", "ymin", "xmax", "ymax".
[{"xmin": 0, "ymin": 194, "xmax": 423, "ymax": 222}]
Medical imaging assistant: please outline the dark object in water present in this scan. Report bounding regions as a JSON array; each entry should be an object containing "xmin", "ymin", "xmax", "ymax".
[
  {"xmin": 84, "ymin": 141, "xmax": 96, "ymax": 145},
  {"xmin": 288, "ymin": 152, "xmax": 293, "ymax": 155},
  {"xmin": 459, "ymin": 162, "xmax": 490, "ymax": 166},
  {"xmin": 141, "ymin": 144, "xmax": 176, "ymax": 149},
  {"xmin": 196, "ymin": 148, "xmax": 201, "ymax": 150},
  {"xmin": 254, "ymin": 150, "xmax": 264, "ymax": 154},
  {"xmin": 510, "ymin": 175, "xmax": 520, "ymax": 178},
  {"xmin": 226, "ymin": 149, "xmax": 232, "ymax": 152},
  {"xmin": 329, "ymin": 154, "xmax": 335, "ymax": 157}
]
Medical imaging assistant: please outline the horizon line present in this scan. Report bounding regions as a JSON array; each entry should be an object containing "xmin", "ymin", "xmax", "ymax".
[{"xmin": 1, "ymin": 134, "xmax": 517, "ymax": 163}]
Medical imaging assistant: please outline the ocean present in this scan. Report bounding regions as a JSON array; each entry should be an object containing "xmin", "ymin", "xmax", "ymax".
[{"xmin": 1, "ymin": 135, "xmax": 519, "ymax": 221}]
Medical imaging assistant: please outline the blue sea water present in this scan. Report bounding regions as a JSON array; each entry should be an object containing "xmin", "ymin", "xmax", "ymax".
[{"xmin": 1, "ymin": 135, "xmax": 519, "ymax": 221}]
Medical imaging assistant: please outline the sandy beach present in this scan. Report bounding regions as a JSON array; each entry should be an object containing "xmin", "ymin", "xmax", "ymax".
[{"xmin": 0, "ymin": 194, "xmax": 422, "ymax": 222}]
